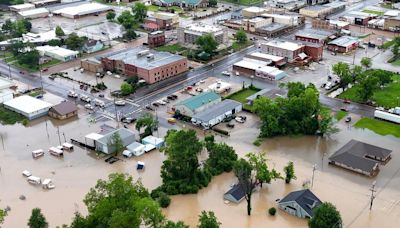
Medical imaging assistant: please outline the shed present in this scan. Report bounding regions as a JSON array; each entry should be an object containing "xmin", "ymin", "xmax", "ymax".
[
  {"xmin": 142, "ymin": 136, "xmax": 164, "ymax": 149},
  {"xmin": 36, "ymin": 45, "xmax": 78, "ymax": 62},
  {"xmin": 127, "ymin": 142, "xmax": 145, "ymax": 156},
  {"xmin": 95, "ymin": 128, "xmax": 136, "ymax": 154},
  {"xmin": 3, "ymin": 95, "xmax": 52, "ymax": 120},
  {"xmin": 223, "ymin": 184, "xmax": 246, "ymax": 203},
  {"xmin": 278, "ymin": 189, "xmax": 322, "ymax": 219},
  {"xmin": 48, "ymin": 101, "xmax": 77, "ymax": 120}
]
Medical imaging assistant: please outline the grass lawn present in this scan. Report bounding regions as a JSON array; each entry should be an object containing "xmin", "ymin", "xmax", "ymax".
[
  {"xmin": 361, "ymin": 9, "xmax": 384, "ymax": 16},
  {"xmin": 226, "ymin": 87, "xmax": 261, "ymax": 109},
  {"xmin": 381, "ymin": 39, "xmax": 395, "ymax": 49},
  {"xmin": 354, "ymin": 117, "xmax": 400, "ymax": 138},
  {"xmin": 392, "ymin": 58, "xmax": 400, "ymax": 66},
  {"xmin": 0, "ymin": 105, "xmax": 28, "ymax": 125},
  {"xmin": 338, "ymin": 75, "xmax": 400, "ymax": 108},
  {"xmin": 155, "ymin": 44, "xmax": 188, "ymax": 54},
  {"xmin": 41, "ymin": 59, "xmax": 62, "ymax": 69},
  {"xmin": 148, "ymin": 5, "xmax": 183, "ymax": 13},
  {"xmin": 222, "ymin": 0, "xmax": 262, "ymax": 5},
  {"xmin": 335, "ymin": 110, "xmax": 348, "ymax": 121}
]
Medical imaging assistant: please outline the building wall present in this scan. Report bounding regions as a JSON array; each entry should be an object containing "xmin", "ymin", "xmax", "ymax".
[
  {"xmin": 261, "ymin": 43, "xmax": 305, "ymax": 61},
  {"xmin": 384, "ymin": 18, "xmax": 400, "ymax": 30},
  {"xmin": 327, "ymin": 43, "xmax": 358, "ymax": 53},
  {"xmin": 278, "ymin": 201, "xmax": 310, "ymax": 219},
  {"xmin": 178, "ymin": 27, "xmax": 226, "ymax": 45},
  {"xmin": 304, "ymin": 45, "xmax": 323, "ymax": 61},
  {"xmin": 233, "ymin": 65, "xmax": 256, "ymax": 76},
  {"xmin": 80, "ymin": 60, "xmax": 103, "ymax": 73},
  {"xmin": 4, "ymin": 105, "xmax": 50, "ymax": 120},
  {"xmin": 48, "ymin": 110, "xmax": 77, "ymax": 120},
  {"xmin": 295, "ymin": 35, "xmax": 324, "ymax": 44},
  {"xmin": 148, "ymin": 33, "xmax": 166, "ymax": 47}
]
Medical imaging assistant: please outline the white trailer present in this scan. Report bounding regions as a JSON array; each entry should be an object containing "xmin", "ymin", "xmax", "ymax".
[
  {"xmin": 62, "ymin": 142, "xmax": 74, "ymax": 151},
  {"xmin": 49, "ymin": 147, "xmax": 63, "ymax": 157},
  {"xmin": 32, "ymin": 149, "xmax": 44, "ymax": 158},
  {"xmin": 42, "ymin": 179, "xmax": 55, "ymax": 189},
  {"xmin": 27, "ymin": 176, "xmax": 41, "ymax": 185},
  {"xmin": 374, "ymin": 110, "xmax": 400, "ymax": 124}
]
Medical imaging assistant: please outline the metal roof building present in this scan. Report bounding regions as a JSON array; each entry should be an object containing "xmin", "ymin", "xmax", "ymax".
[
  {"xmin": 17, "ymin": 8, "xmax": 49, "ymax": 19},
  {"xmin": 95, "ymin": 128, "xmax": 136, "ymax": 154},
  {"xmin": 53, "ymin": 2, "xmax": 112, "ymax": 19},
  {"xmin": 223, "ymin": 184, "xmax": 246, "ymax": 204},
  {"xmin": 278, "ymin": 189, "xmax": 322, "ymax": 219},
  {"xmin": 4, "ymin": 95, "xmax": 53, "ymax": 120},
  {"xmin": 174, "ymin": 92, "xmax": 221, "ymax": 117}
]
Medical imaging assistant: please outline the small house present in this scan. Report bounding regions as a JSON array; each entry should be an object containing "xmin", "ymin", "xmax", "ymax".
[
  {"xmin": 48, "ymin": 101, "xmax": 78, "ymax": 120},
  {"xmin": 82, "ymin": 39, "xmax": 104, "ymax": 53},
  {"xmin": 223, "ymin": 184, "xmax": 246, "ymax": 204},
  {"xmin": 142, "ymin": 136, "xmax": 164, "ymax": 149},
  {"xmin": 278, "ymin": 189, "xmax": 322, "ymax": 219},
  {"xmin": 95, "ymin": 128, "xmax": 136, "ymax": 154}
]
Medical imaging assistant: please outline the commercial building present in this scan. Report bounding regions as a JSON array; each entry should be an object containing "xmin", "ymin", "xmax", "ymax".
[
  {"xmin": 101, "ymin": 47, "xmax": 188, "ymax": 84},
  {"xmin": 260, "ymin": 13, "xmax": 302, "ymax": 26},
  {"xmin": 95, "ymin": 128, "xmax": 136, "ymax": 154},
  {"xmin": 246, "ymin": 88, "xmax": 287, "ymax": 104},
  {"xmin": 312, "ymin": 19, "xmax": 350, "ymax": 31},
  {"xmin": 245, "ymin": 52, "xmax": 287, "ymax": 67},
  {"xmin": 144, "ymin": 12, "xmax": 179, "ymax": 31},
  {"xmin": 300, "ymin": 5, "xmax": 331, "ymax": 18},
  {"xmin": 0, "ymin": 77, "xmax": 14, "ymax": 104},
  {"xmin": 301, "ymin": 41, "xmax": 323, "ymax": 61},
  {"xmin": 148, "ymin": 31, "xmax": 166, "ymax": 48},
  {"xmin": 30, "ymin": 0, "xmax": 60, "ymax": 7},
  {"xmin": 9, "ymin": 3, "xmax": 35, "ymax": 12},
  {"xmin": 278, "ymin": 189, "xmax": 322, "ymax": 219},
  {"xmin": 151, "ymin": 0, "xmax": 209, "ymax": 8},
  {"xmin": 384, "ymin": 16, "xmax": 400, "ymax": 31},
  {"xmin": 173, "ymin": 92, "xmax": 221, "ymax": 117},
  {"xmin": 48, "ymin": 101, "xmax": 78, "ymax": 120},
  {"xmin": 255, "ymin": 65, "xmax": 287, "ymax": 80},
  {"xmin": 18, "ymin": 8, "xmax": 49, "ymax": 19},
  {"xmin": 368, "ymin": 18, "xmax": 385, "ymax": 30},
  {"xmin": 295, "ymin": 29, "xmax": 334, "ymax": 44},
  {"xmin": 191, "ymin": 99, "xmax": 242, "ymax": 129},
  {"xmin": 233, "ymin": 59, "xmax": 287, "ymax": 80},
  {"xmin": 261, "ymin": 40, "xmax": 305, "ymax": 61},
  {"xmin": 327, "ymin": 36, "xmax": 359, "ymax": 53},
  {"xmin": 256, "ymin": 23, "xmax": 290, "ymax": 37},
  {"xmin": 178, "ymin": 23, "xmax": 227, "ymax": 45},
  {"xmin": 80, "ymin": 58, "xmax": 103, "ymax": 73},
  {"xmin": 241, "ymin": 6, "xmax": 268, "ymax": 18},
  {"xmin": 268, "ymin": 0, "xmax": 306, "ymax": 11},
  {"xmin": 36, "ymin": 45, "xmax": 78, "ymax": 62},
  {"xmin": 342, "ymin": 11, "xmax": 374, "ymax": 25},
  {"xmin": 4, "ymin": 95, "xmax": 53, "ymax": 120},
  {"xmin": 328, "ymin": 140, "xmax": 392, "ymax": 176},
  {"xmin": 242, "ymin": 17, "xmax": 272, "ymax": 32},
  {"xmin": 53, "ymin": 2, "xmax": 112, "ymax": 19}
]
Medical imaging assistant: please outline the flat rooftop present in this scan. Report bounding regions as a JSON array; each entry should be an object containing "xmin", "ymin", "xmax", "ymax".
[
  {"xmin": 243, "ymin": 6, "xmax": 266, "ymax": 13},
  {"xmin": 192, "ymin": 99, "xmax": 242, "ymax": 123},
  {"xmin": 247, "ymin": 52, "xmax": 284, "ymax": 62},
  {"xmin": 4, "ymin": 95, "xmax": 52, "ymax": 113},
  {"xmin": 105, "ymin": 47, "xmax": 186, "ymax": 70},
  {"xmin": 53, "ymin": 2, "xmax": 111, "ymax": 16},
  {"xmin": 18, "ymin": 8, "xmax": 49, "ymax": 17},
  {"xmin": 9, "ymin": 3, "xmax": 34, "ymax": 10},
  {"xmin": 37, "ymin": 45, "xmax": 78, "ymax": 57},
  {"xmin": 234, "ymin": 59, "xmax": 269, "ymax": 70},
  {"xmin": 295, "ymin": 29, "xmax": 334, "ymax": 40},
  {"xmin": 329, "ymin": 36, "xmax": 359, "ymax": 47},
  {"xmin": 183, "ymin": 22, "xmax": 224, "ymax": 34},
  {"xmin": 0, "ymin": 77, "xmax": 14, "ymax": 90},
  {"xmin": 263, "ymin": 39, "xmax": 304, "ymax": 51},
  {"xmin": 259, "ymin": 23, "xmax": 288, "ymax": 32}
]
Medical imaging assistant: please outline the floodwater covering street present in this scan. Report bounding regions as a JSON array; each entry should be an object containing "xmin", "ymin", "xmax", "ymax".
[{"xmin": 1, "ymin": 110, "xmax": 400, "ymax": 227}]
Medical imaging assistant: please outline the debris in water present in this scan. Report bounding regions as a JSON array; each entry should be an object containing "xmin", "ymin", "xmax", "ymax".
[{"xmin": 19, "ymin": 195, "xmax": 26, "ymax": 200}]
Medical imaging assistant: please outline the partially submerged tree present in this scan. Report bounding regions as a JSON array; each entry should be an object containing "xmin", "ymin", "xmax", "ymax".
[
  {"xmin": 283, "ymin": 161, "xmax": 296, "ymax": 184},
  {"xmin": 106, "ymin": 11, "xmax": 116, "ymax": 21},
  {"xmin": 198, "ymin": 211, "xmax": 220, "ymax": 228},
  {"xmin": 28, "ymin": 208, "xmax": 48, "ymax": 228},
  {"xmin": 233, "ymin": 158, "xmax": 257, "ymax": 216},
  {"xmin": 0, "ymin": 204, "xmax": 6, "ymax": 225},
  {"xmin": 205, "ymin": 140, "xmax": 238, "ymax": 176},
  {"xmin": 246, "ymin": 152, "xmax": 281, "ymax": 187},
  {"xmin": 308, "ymin": 202, "xmax": 342, "ymax": 228},
  {"xmin": 107, "ymin": 132, "xmax": 124, "ymax": 156},
  {"xmin": 55, "ymin": 26, "xmax": 65, "ymax": 37},
  {"xmin": 135, "ymin": 113, "xmax": 158, "ymax": 137}
]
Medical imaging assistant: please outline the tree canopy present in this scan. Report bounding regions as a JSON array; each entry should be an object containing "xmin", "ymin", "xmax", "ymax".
[
  {"xmin": 107, "ymin": 132, "xmax": 124, "ymax": 156},
  {"xmin": 283, "ymin": 161, "xmax": 296, "ymax": 184},
  {"xmin": 332, "ymin": 62, "xmax": 352, "ymax": 89},
  {"xmin": 360, "ymin": 57, "xmax": 372, "ymax": 69},
  {"xmin": 106, "ymin": 11, "xmax": 116, "ymax": 21},
  {"xmin": 135, "ymin": 113, "xmax": 158, "ymax": 138},
  {"xmin": 234, "ymin": 158, "xmax": 256, "ymax": 216},
  {"xmin": 196, "ymin": 34, "xmax": 218, "ymax": 55},
  {"xmin": 208, "ymin": 0, "xmax": 217, "ymax": 7},
  {"xmin": 198, "ymin": 211, "xmax": 221, "ymax": 228},
  {"xmin": 28, "ymin": 208, "xmax": 48, "ymax": 228},
  {"xmin": 308, "ymin": 202, "xmax": 342, "ymax": 228},
  {"xmin": 120, "ymin": 82, "xmax": 134, "ymax": 95},
  {"xmin": 65, "ymin": 33, "xmax": 87, "ymax": 51},
  {"xmin": 0, "ymin": 205, "xmax": 6, "ymax": 225},
  {"xmin": 235, "ymin": 30, "xmax": 247, "ymax": 44},
  {"xmin": 205, "ymin": 136, "xmax": 238, "ymax": 176},
  {"xmin": 132, "ymin": 2, "xmax": 148, "ymax": 23},
  {"xmin": 55, "ymin": 26, "xmax": 65, "ymax": 37}
]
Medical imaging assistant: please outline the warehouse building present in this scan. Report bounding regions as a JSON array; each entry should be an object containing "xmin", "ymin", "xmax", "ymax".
[
  {"xmin": 260, "ymin": 13, "xmax": 303, "ymax": 26},
  {"xmin": 4, "ymin": 95, "xmax": 53, "ymax": 120},
  {"xmin": 241, "ymin": 6, "xmax": 268, "ymax": 18},
  {"xmin": 53, "ymin": 2, "xmax": 112, "ymax": 19},
  {"xmin": 101, "ymin": 47, "xmax": 188, "ymax": 84},
  {"xmin": 233, "ymin": 59, "xmax": 287, "ymax": 80},
  {"xmin": 295, "ymin": 29, "xmax": 334, "ymax": 44},
  {"xmin": 0, "ymin": 77, "xmax": 14, "ymax": 104},
  {"xmin": 173, "ymin": 92, "xmax": 221, "ymax": 117},
  {"xmin": 18, "ymin": 8, "xmax": 49, "ymax": 19},
  {"xmin": 327, "ymin": 36, "xmax": 359, "ymax": 53},
  {"xmin": 178, "ymin": 23, "xmax": 227, "ymax": 45},
  {"xmin": 9, "ymin": 3, "xmax": 35, "ymax": 12},
  {"xmin": 242, "ymin": 17, "xmax": 272, "ymax": 32},
  {"xmin": 261, "ymin": 40, "xmax": 305, "ymax": 61},
  {"xmin": 245, "ymin": 52, "xmax": 287, "ymax": 67},
  {"xmin": 300, "ymin": 5, "xmax": 331, "ymax": 18},
  {"xmin": 255, "ymin": 65, "xmax": 287, "ymax": 80},
  {"xmin": 268, "ymin": 0, "xmax": 306, "ymax": 11},
  {"xmin": 30, "ymin": 0, "xmax": 61, "ymax": 7},
  {"xmin": 191, "ymin": 99, "xmax": 242, "ymax": 129},
  {"xmin": 152, "ymin": 0, "xmax": 209, "ymax": 8},
  {"xmin": 95, "ymin": 128, "xmax": 136, "ymax": 154},
  {"xmin": 342, "ymin": 11, "xmax": 374, "ymax": 25},
  {"xmin": 36, "ymin": 45, "xmax": 78, "ymax": 62}
]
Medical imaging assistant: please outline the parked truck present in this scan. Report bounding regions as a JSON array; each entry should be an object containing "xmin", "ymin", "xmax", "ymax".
[{"xmin": 374, "ymin": 110, "xmax": 400, "ymax": 124}]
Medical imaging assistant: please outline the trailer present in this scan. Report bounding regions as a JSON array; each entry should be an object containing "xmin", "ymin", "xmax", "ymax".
[
  {"xmin": 42, "ymin": 179, "xmax": 55, "ymax": 189},
  {"xmin": 374, "ymin": 110, "xmax": 400, "ymax": 124},
  {"xmin": 32, "ymin": 149, "xmax": 44, "ymax": 158},
  {"xmin": 62, "ymin": 142, "xmax": 74, "ymax": 151},
  {"xmin": 27, "ymin": 176, "xmax": 41, "ymax": 185},
  {"xmin": 49, "ymin": 147, "xmax": 63, "ymax": 157}
]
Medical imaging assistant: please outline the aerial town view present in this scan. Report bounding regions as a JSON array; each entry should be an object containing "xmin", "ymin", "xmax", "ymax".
[{"xmin": 0, "ymin": 0, "xmax": 400, "ymax": 227}]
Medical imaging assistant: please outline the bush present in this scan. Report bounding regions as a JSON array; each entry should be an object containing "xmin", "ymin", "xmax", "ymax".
[
  {"xmin": 158, "ymin": 192, "xmax": 171, "ymax": 208},
  {"xmin": 253, "ymin": 138, "xmax": 261, "ymax": 146},
  {"xmin": 22, "ymin": 119, "xmax": 29, "ymax": 126},
  {"xmin": 268, "ymin": 207, "xmax": 277, "ymax": 216}
]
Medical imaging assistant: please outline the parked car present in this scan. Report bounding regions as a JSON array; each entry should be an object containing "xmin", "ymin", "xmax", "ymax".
[
  {"xmin": 152, "ymin": 102, "xmax": 159, "ymax": 107},
  {"xmin": 121, "ymin": 117, "xmax": 136, "ymax": 124},
  {"xmin": 114, "ymin": 100, "xmax": 126, "ymax": 106},
  {"xmin": 158, "ymin": 100, "xmax": 166, "ymax": 105},
  {"xmin": 80, "ymin": 95, "xmax": 91, "ymax": 103},
  {"xmin": 222, "ymin": 71, "xmax": 230, "ymax": 76},
  {"xmin": 84, "ymin": 104, "xmax": 94, "ymax": 110},
  {"xmin": 340, "ymin": 107, "xmax": 348, "ymax": 112},
  {"xmin": 68, "ymin": 90, "xmax": 78, "ymax": 98},
  {"xmin": 226, "ymin": 123, "xmax": 235, "ymax": 128},
  {"xmin": 171, "ymin": 94, "xmax": 178, "ymax": 99},
  {"xmin": 235, "ymin": 116, "xmax": 246, "ymax": 123},
  {"xmin": 94, "ymin": 99, "xmax": 105, "ymax": 108},
  {"xmin": 345, "ymin": 116, "xmax": 352, "ymax": 123},
  {"xmin": 145, "ymin": 105, "xmax": 154, "ymax": 111}
]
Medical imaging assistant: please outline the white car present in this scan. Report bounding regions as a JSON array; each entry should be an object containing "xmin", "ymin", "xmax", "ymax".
[
  {"xmin": 80, "ymin": 95, "xmax": 91, "ymax": 103},
  {"xmin": 22, "ymin": 170, "xmax": 32, "ymax": 177},
  {"xmin": 84, "ymin": 104, "xmax": 94, "ymax": 110},
  {"xmin": 235, "ymin": 72, "xmax": 239, "ymax": 76},
  {"xmin": 158, "ymin": 100, "xmax": 166, "ymax": 105},
  {"xmin": 94, "ymin": 99, "xmax": 105, "ymax": 108},
  {"xmin": 235, "ymin": 117, "xmax": 245, "ymax": 123},
  {"xmin": 115, "ymin": 100, "xmax": 126, "ymax": 106},
  {"xmin": 106, "ymin": 71, "xmax": 112, "ymax": 76},
  {"xmin": 222, "ymin": 71, "xmax": 230, "ymax": 76},
  {"xmin": 67, "ymin": 90, "xmax": 78, "ymax": 98}
]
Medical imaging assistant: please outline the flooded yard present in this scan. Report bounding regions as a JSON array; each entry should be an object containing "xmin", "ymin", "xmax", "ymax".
[{"xmin": 1, "ymin": 105, "xmax": 400, "ymax": 227}]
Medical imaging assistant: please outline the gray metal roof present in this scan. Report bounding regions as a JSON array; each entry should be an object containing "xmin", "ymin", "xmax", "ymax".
[
  {"xmin": 224, "ymin": 184, "xmax": 245, "ymax": 201},
  {"xmin": 295, "ymin": 29, "xmax": 334, "ymax": 40},
  {"xmin": 246, "ymin": 88, "xmax": 287, "ymax": 102},
  {"xmin": 192, "ymin": 99, "xmax": 242, "ymax": 122},
  {"xmin": 103, "ymin": 47, "xmax": 186, "ymax": 70},
  {"xmin": 329, "ymin": 140, "xmax": 392, "ymax": 173},
  {"xmin": 96, "ymin": 128, "xmax": 135, "ymax": 144},
  {"xmin": 279, "ymin": 189, "xmax": 322, "ymax": 217}
]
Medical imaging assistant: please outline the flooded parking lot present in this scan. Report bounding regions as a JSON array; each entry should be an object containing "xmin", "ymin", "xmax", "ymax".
[{"xmin": 1, "ymin": 98, "xmax": 400, "ymax": 227}]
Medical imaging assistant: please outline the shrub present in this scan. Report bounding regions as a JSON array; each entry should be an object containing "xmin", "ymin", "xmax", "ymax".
[
  {"xmin": 22, "ymin": 119, "xmax": 29, "ymax": 126},
  {"xmin": 158, "ymin": 192, "xmax": 171, "ymax": 208},
  {"xmin": 268, "ymin": 207, "xmax": 277, "ymax": 216},
  {"xmin": 253, "ymin": 138, "xmax": 261, "ymax": 146}
]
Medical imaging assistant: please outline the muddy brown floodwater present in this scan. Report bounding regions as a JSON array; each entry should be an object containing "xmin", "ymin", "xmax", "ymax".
[{"xmin": 1, "ymin": 110, "xmax": 400, "ymax": 228}]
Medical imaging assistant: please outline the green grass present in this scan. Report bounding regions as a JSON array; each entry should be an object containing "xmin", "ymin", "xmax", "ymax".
[
  {"xmin": 0, "ymin": 105, "xmax": 28, "ymax": 126},
  {"xmin": 147, "ymin": 5, "xmax": 183, "ymax": 13},
  {"xmin": 95, "ymin": 0, "xmax": 127, "ymax": 6},
  {"xmin": 392, "ymin": 58, "xmax": 400, "ymax": 66},
  {"xmin": 40, "ymin": 59, "xmax": 61, "ymax": 68},
  {"xmin": 362, "ymin": 9, "xmax": 384, "ymax": 16},
  {"xmin": 380, "ymin": 3, "xmax": 393, "ymax": 9},
  {"xmin": 222, "ymin": 0, "xmax": 262, "ymax": 6},
  {"xmin": 338, "ymin": 75, "xmax": 400, "ymax": 108},
  {"xmin": 226, "ymin": 87, "xmax": 261, "ymax": 104},
  {"xmin": 354, "ymin": 117, "xmax": 400, "ymax": 138},
  {"xmin": 335, "ymin": 111, "xmax": 348, "ymax": 121},
  {"xmin": 381, "ymin": 40, "xmax": 395, "ymax": 49},
  {"xmin": 155, "ymin": 44, "xmax": 188, "ymax": 54}
]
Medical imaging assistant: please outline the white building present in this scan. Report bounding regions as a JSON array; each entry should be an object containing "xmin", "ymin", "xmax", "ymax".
[
  {"xmin": 9, "ymin": 3, "xmax": 35, "ymax": 12},
  {"xmin": 36, "ymin": 45, "xmax": 78, "ymax": 62},
  {"xmin": 0, "ymin": 30, "xmax": 59, "ymax": 47},
  {"xmin": 18, "ymin": 8, "xmax": 49, "ymax": 19},
  {"xmin": 3, "ymin": 95, "xmax": 53, "ymax": 120},
  {"xmin": 178, "ymin": 22, "xmax": 227, "ymax": 45},
  {"xmin": 52, "ymin": 2, "xmax": 112, "ymax": 19},
  {"xmin": 255, "ymin": 65, "xmax": 287, "ymax": 80},
  {"xmin": 261, "ymin": 13, "xmax": 300, "ymax": 25},
  {"xmin": 0, "ymin": 77, "xmax": 14, "ymax": 104},
  {"xmin": 268, "ymin": 0, "xmax": 306, "ymax": 11}
]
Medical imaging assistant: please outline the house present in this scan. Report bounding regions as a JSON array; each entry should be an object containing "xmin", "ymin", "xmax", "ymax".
[
  {"xmin": 95, "ymin": 128, "xmax": 136, "ymax": 154},
  {"xmin": 327, "ymin": 36, "xmax": 359, "ymax": 53},
  {"xmin": 173, "ymin": 92, "xmax": 221, "ymax": 117},
  {"xmin": 3, "ymin": 95, "xmax": 53, "ymax": 120},
  {"xmin": 278, "ymin": 189, "xmax": 322, "ymax": 219},
  {"xmin": 328, "ymin": 140, "xmax": 392, "ymax": 176},
  {"xmin": 48, "ymin": 101, "xmax": 77, "ymax": 120},
  {"xmin": 141, "ymin": 135, "xmax": 164, "ymax": 149},
  {"xmin": 82, "ymin": 40, "xmax": 104, "ymax": 54},
  {"xmin": 191, "ymin": 99, "xmax": 242, "ymax": 129},
  {"xmin": 223, "ymin": 184, "xmax": 246, "ymax": 203}
]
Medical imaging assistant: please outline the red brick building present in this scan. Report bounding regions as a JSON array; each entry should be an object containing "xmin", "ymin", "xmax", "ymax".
[{"xmin": 148, "ymin": 31, "xmax": 166, "ymax": 48}]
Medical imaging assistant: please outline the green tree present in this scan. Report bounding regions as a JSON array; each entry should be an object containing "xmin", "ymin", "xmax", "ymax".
[
  {"xmin": 132, "ymin": 2, "xmax": 148, "ymax": 23},
  {"xmin": 357, "ymin": 75, "xmax": 379, "ymax": 101},
  {"xmin": 120, "ymin": 82, "xmax": 134, "ymax": 95},
  {"xmin": 107, "ymin": 132, "xmax": 124, "ymax": 156},
  {"xmin": 205, "ymin": 141, "xmax": 238, "ymax": 175},
  {"xmin": 163, "ymin": 221, "xmax": 189, "ymax": 228},
  {"xmin": 368, "ymin": 69, "xmax": 393, "ymax": 86},
  {"xmin": 235, "ymin": 29, "xmax": 247, "ymax": 44},
  {"xmin": 135, "ymin": 113, "xmax": 158, "ymax": 137},
  {"xmin": 55, "ymin": 26, "xmax": 65, "ymax": 37},
  {"xmin": 283, "ymin": 161, "xmax": 296, "ymax": 184},
  {"xmin": 309, "ymin": 202, "xmax": 342, "ymax": 228},
  {"xmin": 47, "ymin": 39, "xmax": 62, "ymax": 46},
  {"xmin": 287, "ymin": 81, "xmax": 306, "ymax": 98},
  {"xmin": 234, "ymin": 158, "xmax": 256, "ymax": 216},
  {"xmin": 1, "ymin": 19, "xmax": 13, "ymax": 32},
  {"xmin": 65, "ymin": 33, "xmax": 87, "ymax": 51},
  {"xmin": 351, "ymin": 65, "xmax": 364, "ymax": 82},
  {"xmin": 208, "ymin": 0, "xmax": 217, "ymax": 6},
  {"xmin": 318, "ymin": 107, "xmax": 338, "ymax": 136},
  {"xmin": 392, "ymin": 44, "xmax": 399, "ymax": 57},
  {"xmin": 9, "ymin": 39, "xmax": 27, "ymax": 56},
  {"xmin": 0, "ymin": 205, "xmax": 6, "ymax": 225},
  {"xmin": 198, "ymin": 211, "xmax": 220, "ymax": 228},
  {"xmin": 124, "ymin": 29, "xmax": 137, "ymax": 40},
  {"xmin": 117, "ymin": 11, "xmax": 133, "ymax": 25},
  {"xmin": 196, "ymin": 33, "xmax": 218, "ymax": 55},
  {"xmin": 360, "ymin": 57, "xmax": 372, "ymax": 69},
  {"xmin": 332, "ymin": 62, "xmax": 352, "ymax": 89},
  {"xmin": 18, "ymin": 50, "xmax": 40, "ymax": 68},
  {"xmin": 106, "ymin": 11, "xmax": 116, "ymax": 21},
  {"xmin": 28, "ymin": 208, "xmax": 48, "ymax": 228},
  {"xmin": 246, "ymin": 152, "xmax": 281, "ymax": 188}
]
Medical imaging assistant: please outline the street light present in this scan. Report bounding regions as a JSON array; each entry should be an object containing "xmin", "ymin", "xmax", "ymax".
[{"xmin": 311, "ymin": 164, "xmax": 317, "ymax": 189}]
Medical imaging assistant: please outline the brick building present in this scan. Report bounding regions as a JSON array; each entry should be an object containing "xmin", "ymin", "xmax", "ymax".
[
  {"xmin": 101, "ymin": 47, "xmax": 188, "ymax": 84},
  {"xmin": 295, "ymin": 29, "xmax": 334, "ymax": 45},
  {"xmin": 148, "ymin": 31, "xmax": 166, "ymax": 47},
  {"xmin": 261, "ymin": 40, "xmax": 305, "ymax": 62},
  {"xmin": 178, "ymin": 23, "xmax": 227, "ymax": 45},
  {"xmin": 327, "ymin": 36, "xmax": 359, "ymax": 53}
]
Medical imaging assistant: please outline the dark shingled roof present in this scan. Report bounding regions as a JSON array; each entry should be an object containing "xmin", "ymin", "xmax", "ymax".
[
  {"xmin": 329, "ymin": 140, "xmax": 392, "ymax": 173},
  {"xmin": 224, "ymin": 184, "xmax": 245, "ymax": 201},
  {"xmin": 280, "ymin": 189, "xmax": 322, "ymax": 217},
  {"xmin": 50, "ymin": 101, "xmax": 77, "ymax": 116}
]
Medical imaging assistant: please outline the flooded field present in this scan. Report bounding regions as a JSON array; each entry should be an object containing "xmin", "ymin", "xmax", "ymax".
[{"xmin": 1, "ymin": 107, "xmax": 400, "ymax": 227}]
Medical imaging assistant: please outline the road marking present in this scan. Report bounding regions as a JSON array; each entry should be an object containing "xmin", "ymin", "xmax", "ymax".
[{"xmin": 125, "ymin": 99, "xmax": 140, "ymax": 107}]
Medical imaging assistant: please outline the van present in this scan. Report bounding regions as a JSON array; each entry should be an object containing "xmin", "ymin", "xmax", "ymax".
[
  {"xmin": 42, "ymin": 179, "xmax": 55, "ymax": 189},
  {"xmin": 32, "ymin": 149, "xmax": 44, "ymax": 158},
  {"xmin": 94, "ymin": 99, "xmax": 105, "ymax": 108},
  {"xmin": 27, "ymin": 176, "xmax": 41, "ymax": 185},
  {"xmin": 62, "ymin": 143, "xmax": 74, "ymax": 151},
  {"xmin": 49, "ymin": 147, "xmax": 63, "ymax": 157}
]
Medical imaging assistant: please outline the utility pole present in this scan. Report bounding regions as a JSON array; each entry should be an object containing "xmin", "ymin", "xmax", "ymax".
[
  {"xmin": 57, "ymin": 126, "xmax": 61, "ymax": 145},
  {"xmin": 311, "ymin": 164, "xmax": 317, "ymax": 189},
  {"xmin": 369, "ymin": 181, "xmax": 377, "ymax": 210}
]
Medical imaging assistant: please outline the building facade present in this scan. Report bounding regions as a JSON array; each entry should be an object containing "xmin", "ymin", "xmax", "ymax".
[
  {"xmin": 327, "ymin": 36, "xmax": 359, "ymax": 53},
  {"xmin": 148, "ymin": 31, "xmax": 166, "ymax": 47},
  {"xmin": 261, "ymin": 40, "xmax": 305, "ymax": 61},
  {"xmin": 178, "ymin": 23, "xmax": 227, "ymax": 45}
]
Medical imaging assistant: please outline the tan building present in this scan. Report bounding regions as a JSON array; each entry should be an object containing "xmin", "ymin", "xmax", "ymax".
[
  {"xmin": 384, "ymin": 16, "xmax": 400, "ymax": 31},
  {"xmin": 178, "ymin": 23, "xmax": 227, "ymax": 45},
  {"xmin": 81, "ymin": 58, "xmax": 103, "ymax": 73},
  {"xmin": 242, "ymin": 17, "xmax": 272, "ymax": 32},
  {"xmin": 48, "ymin": 101, "xmax": 77, "ymax": 120},
  {"xmin": 242, "ymin": 6, "xmax": 268, "ymax": 18},
  {"xmin": 261, "ymin": 40, "xmax": 305, "ymax": 61},
  {"xmin": 300, "ymin": 5, "xmax": 331, "ymax": 18}
]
